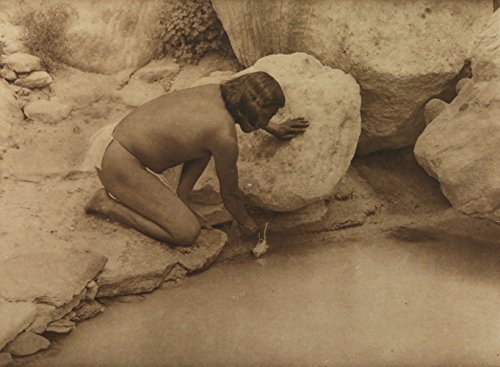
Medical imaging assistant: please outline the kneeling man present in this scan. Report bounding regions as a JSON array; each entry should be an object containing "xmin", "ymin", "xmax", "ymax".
[{"xmin": 85, "ymin": 72, "xmax": 308, "ymax": 246}]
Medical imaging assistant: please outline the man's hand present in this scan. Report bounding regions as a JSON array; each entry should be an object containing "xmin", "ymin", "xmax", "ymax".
[
  {"xmin": 265, "ymin": 118, "xmax": 309, "ymax": 140},
  {"xmin": 239, "ymin": 218, "xmax": 259, "ymax": 237}
]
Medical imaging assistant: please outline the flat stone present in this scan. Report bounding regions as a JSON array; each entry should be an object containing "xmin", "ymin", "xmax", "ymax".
[
  {"xmin": 97, "ymin": 228, "xmax": 228, "ymax": 296},
  {"xmin": 0, "ymin": 249, "xmax": 106, "ymax": 307},
  {"xmin": 163, "ymin": 264, "xmax": 188, "ymax": 283},
  {"xmin": 14, "ymin": 71, "xmax": 53, "ymax": 89},
  {"xmin": 27, "ymin": 288, "xmax": 87, "ymax": 334},
  {"xmin": 45, "ymin": 319, "xmax": 75, "ymax": 334},
  {"xmin": 0, "ymin": 67, "xmax": 16, "ymax": 82},
  {"xmin": 24, "ymin": 98, "xmax": 72, "ymax": 124},
  {"xmin": 171, "ymin": 229, "xmax": 229, "ymax": 273},
  {"xmin": 26, "ymin": 304, "xmax": 55, "ymax": 335},
  {"xmin": 71, "ymin": 300, "xmax": 105, "ymax": 322},
  {"xmin": 96, "ymin": 238, "xmax": 178, "ymax": 297},
  {"xmin": 0, "ymin": 300, "xmax": 37, "ymax": 350},
  {"xmin": 133, "ymin": 57, "xmax": 180, "ymax": 84},
  {"xmin": 0, "ymin": 353, "xmax": 12, "ymax": 367},
  {"xmin": 1, "ymin": 53, "xmax": 42, "ymax": 73},
  {"xmin": 212, "ymin": 1, "xmax": 492, "ymax": 154},
  {"xmin": 6, "ymin": 331, "xmax": 50, "ymax": 357}
]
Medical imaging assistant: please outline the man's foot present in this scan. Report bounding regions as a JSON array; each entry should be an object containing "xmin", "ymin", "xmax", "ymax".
[{"xmin": 84, "ymin": 188, "xmax": 114, "ymax": 216}]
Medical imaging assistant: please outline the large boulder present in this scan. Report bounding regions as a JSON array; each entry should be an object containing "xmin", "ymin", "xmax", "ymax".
[
  {"xmin": 212, "ymin": 1, "xmax": 493, "ymax": 154},
  {"xmin": 414, "ymin": 11, "xmax": 500, "ymax": 224},
  {"xmin": 235, "ymin": 53, "xmax": 361, "ymax": 211},
  {"xmin": 191, "ymin": 53, "xmax": 361, "ymax": 211}
]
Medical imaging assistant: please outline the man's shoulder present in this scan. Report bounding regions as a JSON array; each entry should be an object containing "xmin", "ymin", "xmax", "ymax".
[{"xmin": 206, "ymin": 119, "xmax": 237, "ymax": 148}]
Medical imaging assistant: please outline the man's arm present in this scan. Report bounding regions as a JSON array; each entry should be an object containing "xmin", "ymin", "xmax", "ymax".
[
  {"xmin": 263, "ymin": 117, "xmax": 309, "ymax": 140},
  {"xmin": 176, "ymin": 155, "xmax": 211, "ymax": 203},
  {"xmin": 210, "ymin": 134, "xmax": 257, "ymax": 235}
]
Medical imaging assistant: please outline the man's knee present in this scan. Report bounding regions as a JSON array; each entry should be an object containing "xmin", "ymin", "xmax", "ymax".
[{"xmin": 170, "ymin": 220, "xmax": 201, "ymax": 247}]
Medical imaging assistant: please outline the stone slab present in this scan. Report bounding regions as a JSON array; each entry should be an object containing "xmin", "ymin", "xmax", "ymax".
[
  {"xmin": 0, "ymin": 249, "xmax": 106, "ymax": 307},
  {"xmin": 0, "ymin": 300, "xmax": 37, "ymax": 351}
]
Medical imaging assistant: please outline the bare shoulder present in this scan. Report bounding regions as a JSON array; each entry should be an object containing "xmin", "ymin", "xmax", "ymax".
[{"xmin": 187, "ymin": 84, "xmax": 239, "ymax": 154}]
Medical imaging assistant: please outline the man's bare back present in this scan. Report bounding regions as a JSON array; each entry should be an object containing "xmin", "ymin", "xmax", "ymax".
[{"xmin": 113, "ymin": 84, "xmax": 235, "ymax": 174}]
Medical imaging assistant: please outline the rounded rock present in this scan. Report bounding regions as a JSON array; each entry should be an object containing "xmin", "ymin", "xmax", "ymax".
[
  {"xmin": 424, "ymin": 99, "xmax": 448, "ymax": 126},
  {"xmin": 1, "ymin": 53, "xmax": 43, "ymax": 73}
]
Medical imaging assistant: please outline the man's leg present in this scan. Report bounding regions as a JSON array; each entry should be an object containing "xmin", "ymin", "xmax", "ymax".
[
  {"xmin": 85, "ymin": 189, "xmax": 180, "ymax": 243},
  {"xmin": 85, "ymin": 140, "xmax": 200, "ymax": 246}
]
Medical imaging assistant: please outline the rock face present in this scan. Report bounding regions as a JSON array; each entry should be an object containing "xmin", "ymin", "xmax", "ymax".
[
  {"xmin": 24, "ymin": 98, "xmax": 72, "ymax": 124},
  {"xmin": 236, "ymin": 53, "xmax": 361, "ymax": 211},
  {"xmin": 414, "ymin": 11, "xmax": 500, "ymax": 224},
  {"xmin": 22, "ymin": 0, "xmax": 175, "ymax": 74},
  {"xmin": 212, "ymin": 1, "xmax": 492, "ymax": 154}
]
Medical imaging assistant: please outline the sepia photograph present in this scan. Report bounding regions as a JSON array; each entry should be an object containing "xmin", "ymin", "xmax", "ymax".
[{"xmin": 0, "ymin": 0, "xmax": 499, "ymax": 366}]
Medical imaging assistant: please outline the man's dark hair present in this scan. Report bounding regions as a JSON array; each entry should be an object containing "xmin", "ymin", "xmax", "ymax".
[{"xmin": 220, "ymin": 71, "xmax": 285, "ymax": 126}]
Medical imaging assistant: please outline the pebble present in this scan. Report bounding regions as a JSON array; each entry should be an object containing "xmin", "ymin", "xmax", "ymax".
[{"xmin": 0, "ymin": 67, "xmax": 16, "ymax": 82}]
